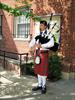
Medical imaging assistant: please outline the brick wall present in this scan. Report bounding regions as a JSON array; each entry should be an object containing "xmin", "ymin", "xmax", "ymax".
[
  {"xmin": 70, "ymin": 0, "xmax": 75, "ymax": 73},
  {"xmin": 70, "ymin": 0, "xmax": 75, "ymax": 58}
]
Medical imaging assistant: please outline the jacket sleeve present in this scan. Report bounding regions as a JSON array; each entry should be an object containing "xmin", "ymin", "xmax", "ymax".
[
  {"xmin": 41, "ymin": 36, "xmax": 54, "ymax": 48},
  {"xmin": 29, "ymin": 32, "xmax": 40, "ymax": 48}
]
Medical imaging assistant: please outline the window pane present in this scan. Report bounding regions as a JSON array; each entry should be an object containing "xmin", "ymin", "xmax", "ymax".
[
  {"xmin": 17, "ymin": 24, "xmax": 25, "ymax": 38},
  {"xmin": 18, "ymin": 15, "xmax": 25, "ymax": 23},
  {"xmin": 17, "ymin": 23, "xmax": 30, "ymax": 38}
]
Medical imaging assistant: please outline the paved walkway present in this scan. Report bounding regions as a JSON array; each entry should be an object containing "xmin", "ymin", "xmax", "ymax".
[{"xmin": 0, "ymin": 68, "xmax": 75, "ymax": 100}]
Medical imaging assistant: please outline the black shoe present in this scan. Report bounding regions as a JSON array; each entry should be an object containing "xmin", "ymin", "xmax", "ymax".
[
  {"xmin": 32, "ymin": 86, "xmax": 42, "ymax": 91},
  {"xmin": 41, "ymin": 87, "xmax": 46, "ymax": 94}
]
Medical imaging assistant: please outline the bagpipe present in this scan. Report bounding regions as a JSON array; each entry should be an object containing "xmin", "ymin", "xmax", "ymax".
[{"xmin": 35, "ymin": 13, "xmax": 60, "ymax": 52}]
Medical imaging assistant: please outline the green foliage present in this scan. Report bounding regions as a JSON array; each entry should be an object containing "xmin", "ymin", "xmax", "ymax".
[
  {"xmin": 0, "ymin": 2, "xmax": 42, "ymax": 21},
  {"xmin": 48, "ymin": 54, "xmax": 61, "ymax": 81},
  {"xmin": 0, "ymin": 3, "xmax": 22, "ymax": 16},
  {"xmin": 21, "ymin": 62, "xmax": 35, "ymax": 76}
]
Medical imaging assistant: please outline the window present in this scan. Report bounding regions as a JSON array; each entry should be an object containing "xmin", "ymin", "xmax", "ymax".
[
  {"xmin": 0, "ymin": 15, "xmax": 2, "ymax": 39},
  {"xmin": 34, "ymin": 14, "xmax": 62, "ymax": 43},
  {"xmin": 14, "ymin": 8, "xmax": 30, "ymax": 40}
]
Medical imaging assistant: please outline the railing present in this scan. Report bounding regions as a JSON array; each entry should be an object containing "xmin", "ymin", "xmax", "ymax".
[{"xmin": 0, "ymin": 50, "xmax": 28, "ymax": 75}]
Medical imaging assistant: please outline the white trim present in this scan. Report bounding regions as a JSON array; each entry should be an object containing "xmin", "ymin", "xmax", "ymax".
[
  {"xmin": 36, "ymin": 13, "xmax": 62, "ymax": 18},
  {"xmin": 43, "ymin": 13, "xmax": 62, "ymax": 16},
  {"xmin": 13, "ymin": 36, "xmax": 30, "ymax": 41}
]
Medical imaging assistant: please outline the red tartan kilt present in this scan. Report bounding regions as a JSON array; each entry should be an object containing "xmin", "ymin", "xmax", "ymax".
[{"xmin": 34, "ymin": 50, "xmax": 49, "ymax": 76}]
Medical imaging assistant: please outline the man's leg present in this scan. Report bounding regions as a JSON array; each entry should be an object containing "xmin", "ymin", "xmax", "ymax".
[
  {"xmin": 41, "ymin": 75, "xmax": 47, "ymax": 94},
  {"xmin": 32, "ymin": 74, "xmax": 42, "ymax": 91},
  {"xmin": 38, "ymin": 74, "xmax": 42, "ymax": 87}
]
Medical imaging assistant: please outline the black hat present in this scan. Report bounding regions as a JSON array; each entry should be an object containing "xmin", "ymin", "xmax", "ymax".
[{"xmin": 40, "ymin": 20, "xmax": 47, "ymax": 26}]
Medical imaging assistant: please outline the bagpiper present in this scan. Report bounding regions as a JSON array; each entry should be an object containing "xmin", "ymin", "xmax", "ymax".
[{"xmin": 29, "ymin": 20, "xmax": 54, "ymax": 94}]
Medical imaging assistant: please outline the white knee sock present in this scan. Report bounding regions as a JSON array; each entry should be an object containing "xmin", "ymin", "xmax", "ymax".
[
  {"xmin": 38, "ymin": 74, "xmax": 42, "ymax": 87},
  {"xmin": 38, "ymin": 74, "xmax": 47, "ymax": 88},
  {"xmin": 41, "ymin": 76, "xmax": 47, "ymax": 88}
]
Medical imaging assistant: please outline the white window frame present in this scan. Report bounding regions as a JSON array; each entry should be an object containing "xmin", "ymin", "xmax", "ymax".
[{"xmin": 13, "ymin": 8, "xmax": 30, "ymax": 41}]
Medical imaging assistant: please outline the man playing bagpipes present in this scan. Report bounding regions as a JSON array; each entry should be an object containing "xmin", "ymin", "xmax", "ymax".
[{"xmin": 29, "ymin": 20, "xmax": 54, "ymax": 94}]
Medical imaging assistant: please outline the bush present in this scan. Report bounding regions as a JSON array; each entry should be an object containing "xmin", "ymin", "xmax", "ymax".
[
  {"xmin": 21, "ymin": 62, "xmax": 35, "ymax": 76},
  {"xmin": 48, "ymin": 53, "xmax": 61, "ymax": 81}
]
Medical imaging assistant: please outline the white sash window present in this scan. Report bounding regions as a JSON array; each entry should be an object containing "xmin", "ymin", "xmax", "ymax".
[{"xmin": 14, "ymin": 8, "xmax": 30, "ymax": 40}]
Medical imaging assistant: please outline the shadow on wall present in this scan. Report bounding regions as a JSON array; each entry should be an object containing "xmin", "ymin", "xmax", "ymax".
[
  {"xmin": 0, "ymin": 10, "xmax": 20, "ymax": 70},
  {"xmin": 0, "ymin": 10, "xmax": 18, "ymax": 58}
]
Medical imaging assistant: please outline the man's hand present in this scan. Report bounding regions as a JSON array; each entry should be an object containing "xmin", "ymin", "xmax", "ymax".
[{"xmin": 29, "ymin": 43, "xmax": 41, "ymax": 56}]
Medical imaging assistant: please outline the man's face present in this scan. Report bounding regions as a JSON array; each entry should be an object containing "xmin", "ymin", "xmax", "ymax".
[{"xmin": 40, "ymin": 24, "xmax": 47, "ymax": 31}]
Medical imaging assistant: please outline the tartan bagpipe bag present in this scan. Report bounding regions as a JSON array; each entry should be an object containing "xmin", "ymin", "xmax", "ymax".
[{"xmin": 35, "ymin": 34, "xmax": 59, "ymax": 52}]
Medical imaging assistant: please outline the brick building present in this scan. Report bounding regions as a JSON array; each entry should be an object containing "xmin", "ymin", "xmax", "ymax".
[{"xmin": 0, "ymin": 0, "xmax": 75, "ymax": 79}]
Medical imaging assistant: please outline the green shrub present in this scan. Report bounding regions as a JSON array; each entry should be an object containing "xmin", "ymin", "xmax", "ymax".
[
  {"xmin": 48, "ymin": 54, "xmax": 61, "ymax": 81},
  {"xmin": 21, "ymin": 62, "xmax": 35, "ymax": 76}
]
